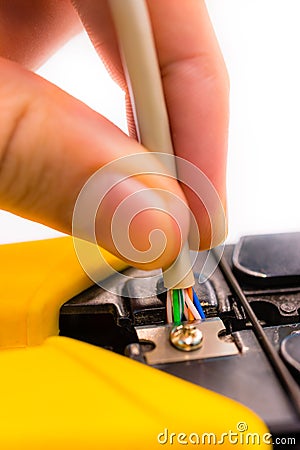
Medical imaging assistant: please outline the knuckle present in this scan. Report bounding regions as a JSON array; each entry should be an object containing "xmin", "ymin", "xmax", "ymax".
[
  {"xmin": 0, "ymin": 99, "xmax": 29, "ymax": 203},
  {"xmin": 0, "ymin": 91, "xmax": 46, "ymax": 210}
]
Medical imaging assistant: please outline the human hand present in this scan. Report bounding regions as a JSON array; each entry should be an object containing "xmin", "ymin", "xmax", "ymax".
[{"xmin": 0, "ymin": 0, "xmax": 229, "ymax": 270}]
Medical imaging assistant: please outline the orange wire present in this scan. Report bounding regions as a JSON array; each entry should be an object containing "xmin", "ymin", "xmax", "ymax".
[
  {"xmin": 188, "ymin": 309, "xmax": 194, "ymax": 321},
  {"xmin": 186, "ymin": 288, "xmax": 194, "ymax": 321},
  {"xmin": 187, "ymin": 287, "xmax": 193, "ymax": 300}
]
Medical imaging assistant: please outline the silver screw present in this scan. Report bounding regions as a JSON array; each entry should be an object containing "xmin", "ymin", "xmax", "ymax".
[
  {"xmin": 280, "ymin": 302, "xmax": 296, "ymax": 314},
  {"xmin": 169, "ymin": 323, "xmax": 203, "ymax": 352}
]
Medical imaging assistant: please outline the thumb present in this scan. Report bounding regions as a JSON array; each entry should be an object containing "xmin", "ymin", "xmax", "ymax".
[{"xmin": 0, "ymin": 58, "xmax": 190, "ymax": 270}]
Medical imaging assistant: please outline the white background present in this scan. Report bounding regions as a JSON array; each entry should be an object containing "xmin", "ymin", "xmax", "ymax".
[{"xmin": 1, "ymin": 0, "xmax": 300, "ymax": 245}]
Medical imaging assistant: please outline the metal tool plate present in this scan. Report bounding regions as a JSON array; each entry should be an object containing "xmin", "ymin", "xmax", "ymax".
[{"xmin": 136, "ymin": 318, "xmax": 239, "ymax": 365}]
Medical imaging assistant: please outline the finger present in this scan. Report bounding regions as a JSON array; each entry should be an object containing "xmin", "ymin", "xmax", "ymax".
[
  {"xmin": 0, "ymin": 58, "xmax": 189, "ymax": 270},
  {"xmin": 71, "ymin": 0, "xmax": 138, "ymax": 138},
  {"xmin": 0, "ymin": 0, "xmax": 82, "ymax": 69},
  {"xmin": 72, "ymin": 0, "xmax": 229, "ymax": 250}
]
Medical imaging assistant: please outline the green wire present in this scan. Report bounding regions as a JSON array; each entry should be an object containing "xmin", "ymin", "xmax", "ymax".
[{"xmin": 172, "ymin": 289, "xmax": 181, "ymax": 324}]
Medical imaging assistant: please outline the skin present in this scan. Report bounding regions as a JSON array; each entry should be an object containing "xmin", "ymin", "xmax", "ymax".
[{"xmin": 0, "ymin": 0, "xmax": 229, "ymax": 270}]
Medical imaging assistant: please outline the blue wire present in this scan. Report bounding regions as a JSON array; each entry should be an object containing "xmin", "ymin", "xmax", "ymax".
[{"xmin": 192, "ymin": 288, "xmax": 206, "ymax": 319}]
